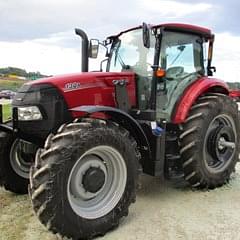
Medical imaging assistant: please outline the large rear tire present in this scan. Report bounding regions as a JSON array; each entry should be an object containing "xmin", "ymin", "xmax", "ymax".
[
  {"xmin": 0, "ymin": 132, "xmax": 35, "ymax": 194},
  {"xmin": 29, "ymin": 119, "xmax": 140, "ymax": 239},
  {"xmin": 180, "ymin": 94, "xmax": 240, "ymax": 189}
]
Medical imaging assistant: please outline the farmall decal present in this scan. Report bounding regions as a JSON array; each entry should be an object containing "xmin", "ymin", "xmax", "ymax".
[{"xmin": 64, "ymin": 82, "xmax": 81, "ymax": 92}]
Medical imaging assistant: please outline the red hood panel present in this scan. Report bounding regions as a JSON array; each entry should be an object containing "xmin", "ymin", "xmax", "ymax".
[{"xmin": 27, "ymin": 72, "xmax": 136, "ymax": 109}]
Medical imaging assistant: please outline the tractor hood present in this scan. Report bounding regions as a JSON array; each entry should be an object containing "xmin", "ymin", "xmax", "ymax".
[{"xmin": 15, "ymin": 72, "xmax": 136, "ymax": 110}]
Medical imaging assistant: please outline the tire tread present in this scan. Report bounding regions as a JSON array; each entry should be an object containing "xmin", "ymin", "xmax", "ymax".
[
  {"xmin": 180, "ymin": 94, "xmax": 239, "ymax": 189},
  {"xmin": 29, "ymin": 118, "xmax": 140, "ymax": 239}
]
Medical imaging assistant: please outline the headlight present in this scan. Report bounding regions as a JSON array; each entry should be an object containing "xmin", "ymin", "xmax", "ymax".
[{"xmin": 18, "ymin": 106, "xmax": 43, "ymax": 121}]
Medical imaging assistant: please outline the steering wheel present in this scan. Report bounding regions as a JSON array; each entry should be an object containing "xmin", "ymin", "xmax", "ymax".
[{"xmin": 165, "ymin": 66, "xmax": 184, "ymax": 80}]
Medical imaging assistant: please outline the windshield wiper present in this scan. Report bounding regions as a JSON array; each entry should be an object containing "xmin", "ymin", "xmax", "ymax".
[
  {"xmin": 113, "ymin": 40, "xmax": 129, "ymax": 69},
  {"xmin": 117, "ymin": 54, "xmax": 128, "ymax": 69},
  {"xmin": 169, "ymin": 45, "xmax": 186, "ymax": 66},
  {"xmin": 114, "ymin": 40, "xmax": 121, "ymax": 66}
]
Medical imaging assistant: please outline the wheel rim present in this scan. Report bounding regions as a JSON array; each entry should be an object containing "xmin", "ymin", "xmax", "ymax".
[
  {"xmin": 203, "ymin": 114, "xmax": 237, "ymax": 173},
  {"xmin": 10, "ymin": 139, "xmax": 33, "ymax": 179},
  {"xmin": 67, "ymin": 145, "xmax": 127, "ymax": 219}
]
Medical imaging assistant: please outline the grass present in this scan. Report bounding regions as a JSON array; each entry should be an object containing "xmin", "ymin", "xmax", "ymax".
[
  {"xmin": 0, "ymin": 78, "xmax": 26, "ymax": 91},
  {"xmin": 0, "ymin": 77, "xmax": 24, "ymax": 122},
  {"xmin": 0, "ymin": 188, "xmax": 56, "ymax": 240},
  {"xmin": 0, "ymin": 99, "xmax": 12, "ymax": 122},
  {"xmin": 0, "ymin": 190, "xmax": 34, "ymax": 240}
]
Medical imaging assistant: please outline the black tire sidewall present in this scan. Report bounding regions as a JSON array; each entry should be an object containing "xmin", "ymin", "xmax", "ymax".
[
  {"xmin": 0, "ymin": 132, "xmax": 29, "ymax": 194},
  {"xmin": 182, "ymin": 95, "xmax": 239, "ymax": 185},
  {"xmin": 200, "ymin": 98, "xmax": 238, "ymax": 179},
  {"xmin": 44, "ymin": 126, "xmax": 138, "ymax": 238}
]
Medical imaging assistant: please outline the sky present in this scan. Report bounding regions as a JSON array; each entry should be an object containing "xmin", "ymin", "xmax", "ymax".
[{"xmin": 0, "ymin": 0, "xmax": 239, "ymax": 81}]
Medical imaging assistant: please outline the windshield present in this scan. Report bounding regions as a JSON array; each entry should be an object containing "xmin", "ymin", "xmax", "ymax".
[
  {"xmin": 108, "ymin": 29, "xmax": 155, "ymax": 76},
  {"xmin": 108, "ymin": 29, "xmax": 156, "ymax": 110}
]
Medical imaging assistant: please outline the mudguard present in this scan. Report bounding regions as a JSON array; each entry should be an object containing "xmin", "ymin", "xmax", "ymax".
[
  {"xmin": 70, "ymin": 105, "xmax": 151, "ymax": 159},
  {"xmin": 172, "ymin": 77, "xmax": 229, "ymax": 124}
]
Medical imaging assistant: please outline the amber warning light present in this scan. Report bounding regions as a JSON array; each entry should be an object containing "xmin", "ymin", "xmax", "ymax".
[{"xmin": 155, "ymin": 68, "xmax": 166, "ymax": 78}]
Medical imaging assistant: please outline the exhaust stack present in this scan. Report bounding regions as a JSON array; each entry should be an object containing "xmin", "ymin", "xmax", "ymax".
[{"xmin": 75, "ymin": 28, "xmax": 89, "ymax": 72}]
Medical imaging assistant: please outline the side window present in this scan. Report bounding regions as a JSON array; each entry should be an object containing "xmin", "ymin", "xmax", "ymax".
[
  {"xmin": 165, "ymin": 43, "xmax": 195, "ymax": 74},
  {"xmin": 160, "ymin": 31, "xmax": 204, "ymax": 80}
]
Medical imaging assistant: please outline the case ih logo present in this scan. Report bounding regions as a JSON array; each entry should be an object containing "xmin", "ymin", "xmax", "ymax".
[{"xmin": 64, "ymin": 82, "xmax": 81, "ymax": 92}]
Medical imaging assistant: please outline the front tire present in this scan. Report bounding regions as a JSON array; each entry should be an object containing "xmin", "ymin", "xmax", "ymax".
[
  {"xmin": 0, "ymin": 132, "xmax": 34, "ymax": 194},
  {"xmin": 29, "ymin": 119, "xmax": 140, "ymax": 239},
  {"xmin": 180, "ymin": 94, "xmax": 240, "ymax": 189}
]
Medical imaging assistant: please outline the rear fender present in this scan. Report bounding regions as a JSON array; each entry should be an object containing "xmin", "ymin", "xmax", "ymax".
[{"xmin": 172, "ymin": 77, "xmax": 229, "ymax": 124}]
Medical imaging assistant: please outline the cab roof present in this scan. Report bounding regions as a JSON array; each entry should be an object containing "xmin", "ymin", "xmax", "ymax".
[{"xmin": 110, "ymin": 23, "xmax": 213, "ymax": 39}]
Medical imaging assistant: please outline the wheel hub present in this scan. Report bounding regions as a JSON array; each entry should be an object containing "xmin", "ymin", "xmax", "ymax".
[
  {"xmin": 208, "ymin": 125, "xmax": 235, "ymax": 159},
  {"xmin": 218, "ymin": 137, "xmax": 226, "ymax": 151},
  {"xmin": 205, "ymin": 115, "xmax": 236, "ymax": 173},
  {"xmin": 67, "ymin": 145, "xmax": 127, "ymax": 219},
  {"xmin": 10, "ymin": 139, "xmax": 35, "ymax": 179},
  {"xmin": 82, "ymin": 167, "xmax": 105, "ymax": 193}
]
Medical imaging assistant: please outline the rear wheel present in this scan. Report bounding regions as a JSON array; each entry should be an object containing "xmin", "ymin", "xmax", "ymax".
[
  {"xmin": 29, "ymin": 119, "xmax": 140, "ymax": 239},
  {"xmin": 0, "ymin": 132, "xmax": 36, "ymax": 194},
  {"xmin": 180, "ymin": 94, "xmax": 239, "ymax": 189}
]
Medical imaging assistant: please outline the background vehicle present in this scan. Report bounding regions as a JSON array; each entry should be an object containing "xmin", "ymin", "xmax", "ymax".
[
  {"xmin": 0, "ymin": 90, "xmax": 16, "ymax": 99},
  {"xmin": 0, "ymin": 23, "xmax": 239, "ymax": 239}
]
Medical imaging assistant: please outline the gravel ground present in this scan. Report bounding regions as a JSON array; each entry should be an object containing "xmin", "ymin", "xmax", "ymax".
[{"xmin": 1, "ymin": 164, "xmax": 240, "ymax": 240}]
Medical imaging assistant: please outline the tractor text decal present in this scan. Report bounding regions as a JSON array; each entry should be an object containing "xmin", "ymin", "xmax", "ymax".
[{"xmin": 64, "ymin": 82, "xmax": 81, "ymax": 92}]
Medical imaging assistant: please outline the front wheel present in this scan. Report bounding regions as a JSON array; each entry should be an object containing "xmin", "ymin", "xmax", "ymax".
[
  {"xmin": 180, "ymin": 94, "xmax": 240, "ymax": 189},
  {"xmin": 0, "ymin": 132, "xmax": 36, "ymax": 194},
  {"xmin": 29, "ymin": 119, "xmax": 140, "ymax": 239}
]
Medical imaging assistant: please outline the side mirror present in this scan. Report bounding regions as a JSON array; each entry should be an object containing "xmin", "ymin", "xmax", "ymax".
[
  {"xmin": 89, "ymin": 39, "xmax": 99, "ymax": 58},
  {"xmin": 142, "ymin": 22, "xmax": 150, "ymax": 48}
]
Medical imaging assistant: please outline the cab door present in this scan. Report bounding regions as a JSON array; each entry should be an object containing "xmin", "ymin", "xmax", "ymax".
[{"xmin": 156, "ymin": 31, "xmax": 206, "ymax": 120}]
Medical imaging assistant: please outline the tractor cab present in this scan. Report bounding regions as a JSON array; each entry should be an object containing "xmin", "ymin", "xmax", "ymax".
[{"xmin": 88, "ymin": 23, "xmax": 215, "ymax": 120}]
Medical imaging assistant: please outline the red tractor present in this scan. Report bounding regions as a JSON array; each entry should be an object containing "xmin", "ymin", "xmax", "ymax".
[{"xmin": 0, "ymin": 23, "xmax": 239, "ymax": 239}]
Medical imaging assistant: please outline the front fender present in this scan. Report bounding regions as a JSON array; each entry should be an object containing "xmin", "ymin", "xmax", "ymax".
[
  {"xmin": 70, "ymin": 105, "xmax": 151, "ymax": 159},
  {"xmin": 172, "ymin": 77, "xmax": 229, "ymax": 124},
  {"xmin": 0, "ymin": 123, "xmax": 13, "ymax": 134}
]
